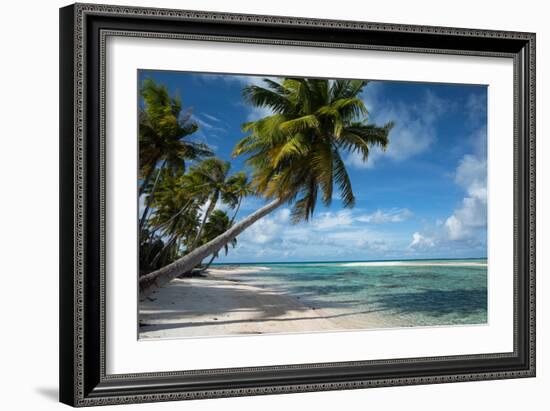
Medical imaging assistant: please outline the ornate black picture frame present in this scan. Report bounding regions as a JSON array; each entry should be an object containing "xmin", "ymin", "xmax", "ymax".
[{"xmin": 59, "ymin": 3, "xmax": 535, "ymax": 407}]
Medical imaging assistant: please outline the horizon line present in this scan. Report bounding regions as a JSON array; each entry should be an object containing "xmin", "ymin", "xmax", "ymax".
[{"xmin": 213, "ymin": 256, "xmax": 488, "ymax": 265}]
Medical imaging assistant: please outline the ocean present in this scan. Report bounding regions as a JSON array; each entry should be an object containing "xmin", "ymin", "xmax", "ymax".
[{"xmin": 215, "ymin": 259, "xmax": 488, "ymax": 328}]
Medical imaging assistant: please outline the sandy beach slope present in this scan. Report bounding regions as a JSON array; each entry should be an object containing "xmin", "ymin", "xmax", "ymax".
[{"xmin": 139, "ymin": 267, "xmax": 390, "ymax": 339}]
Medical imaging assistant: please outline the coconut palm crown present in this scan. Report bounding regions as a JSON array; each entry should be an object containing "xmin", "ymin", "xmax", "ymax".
[
  {"xmin": 233, "ymin": 78, "xmax": 394, "ymax": 222},
  {"xmin": 139, "ymin": 78, "xmax": 213, "ymax": 194}
]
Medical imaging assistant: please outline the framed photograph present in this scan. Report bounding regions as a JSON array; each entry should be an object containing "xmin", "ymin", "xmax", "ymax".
[{"xmin": 59, "ymin": 3, "xmax": 536, "ymax": 407}]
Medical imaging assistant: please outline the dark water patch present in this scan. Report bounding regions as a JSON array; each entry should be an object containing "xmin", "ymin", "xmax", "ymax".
[
  {"xmin": 375, "ymin": 284, "xmax": 406, "ymax": 289},
  {"xmin": 385, "ymin": 272, "xmax": 443, "ymax": 281},
  {"xmin": 242, "ymin": 268, "xmax": 369, "ymax": 282},
  {"xmin": 284, "ymin": 284, "xmax": 366, "ymax": 296},
  {"xmin": 373, "ymin": 288, "xmax": 487, "ymax": 317}
]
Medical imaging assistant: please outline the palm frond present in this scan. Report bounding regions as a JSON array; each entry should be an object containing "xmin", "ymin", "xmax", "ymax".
[
  {"xmin": 344, "ymin": 122, "xmax": 393, "ymax": 149},
  {"xmin": 242, "ymin": 85, "xmax": 293, "ymax": 113},
  {"xmin": 291, "ymin": 176, "xmax": 318, "ymax": 223},
  {"xmin": 332, "ymin": 146, "xmax": 355, "ymax": 208},
  {"xmin": 269, "ymin": 133, "xmax": 309, "ymax": 167},
  {"xmin": 233, "ymin": 76, "xmax": 395, "ymax": 225},
  {"xmin": 279, "ymin": 114, "xmax": 319, "ymax": 135},
  {"xmin": 331, "ymin": 97, "xmax": 368, "ymax": 120},
  {"xmin": 311, "ymin": 142, "xmax": 334, "ymax": 207},
  {"xmin": 330, "ymin": 79, "xmax": 368, "ymax": 100}
]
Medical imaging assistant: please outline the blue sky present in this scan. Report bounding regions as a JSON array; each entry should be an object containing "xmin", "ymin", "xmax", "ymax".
[{"xmin": 139, "ymin": 70, "xmax": 488, "ymax": 263}]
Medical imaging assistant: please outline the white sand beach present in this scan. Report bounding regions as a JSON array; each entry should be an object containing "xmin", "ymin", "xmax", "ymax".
[{"xmin": 139, "ymin": 267, "xmax": 392, "ymax": 339}]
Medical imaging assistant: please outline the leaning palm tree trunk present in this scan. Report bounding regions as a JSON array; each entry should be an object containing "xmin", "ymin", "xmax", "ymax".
[
  {"xmin": 198, "ymin": 253, "xmax": 217, "ymax": 274},
  {"xmin": 139, "ymin": 159, "xmax": 166, "ymax": 229},
  {"xmin": 149, "ymin": 232, "xmax": 179, "ymax": 267},
  {"xmin": 229, "ymin": 197, "xmax": 243, "ymax": 225},
  {"xmin": 139, "ymin": 198, "xmax": 284, "ymax": 297},
  {"xmin": 189, "ymin": 193, "xmax": 218, "ymax": 251},
  {"xmin": 148, "ymin": 198, "xmax": 193, "ymax": 237}
]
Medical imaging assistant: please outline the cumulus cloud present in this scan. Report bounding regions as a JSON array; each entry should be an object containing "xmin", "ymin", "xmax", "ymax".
[
  {"xmin": 227, "ymin": 205, "xmax": 412, "ymax": 261},
  {"xmin": 407, "ymin": 127, "xmax": 487, "ymax": 252},
  {"xmin": 347, "ymin": 88, "xmax": 447, "ymax": 169},
  {"xmin": 276, "ymin": 207, "xmax": 291, "ymax": 223},
  {"xmin": 465, "ymin": 92, "xmax": 488, "ymax": 125},
  {"xmin": 455, "ymin": 153, "xmax": 487, "ymax": 201},
  {"xmin": 308, "ymin": 208, "xmax": 412, "ymax": 230},
  {"xmin": 356, "ymin": 208, "xmax": 413, "ymax": 224},
  {"xmin": 404, "ymin": 122, "xmax": 487, "ymax": 253},
  {"xmin": 239, "ymin": 208, "xmax": 289, "ymax": 244},
  {"xmin": 445, "ymin": 215, "xmax": 464, "ymax": 241},
  {"xmin": 444, "ymin": 150, "xmax": 487, "ymax": 241},
  {"xmin": 409, "ymin": 232, "xmax": 435, "ymax": 249},
  {"xmin": 312, "ymin": 210, "xmax": 354, "ymax": 230}
]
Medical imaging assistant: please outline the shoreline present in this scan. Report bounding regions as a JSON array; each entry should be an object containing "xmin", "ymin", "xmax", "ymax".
[
  {"xmin": 139, "ymin": 267, "xmax": 393, "ymax": 339},
  {"xmin": 210, "ymin": 257, "xmax": 488, "ymax": 267}
]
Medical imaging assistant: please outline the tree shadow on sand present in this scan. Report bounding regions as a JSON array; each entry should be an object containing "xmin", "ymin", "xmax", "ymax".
[
  {"xmin": 139, "ymin": 279, "xmax": 364, "ymax": 326},
  {"xmin": 139, "ymin": 279, "xmax": 487, "ymax": 336},
  {"xmin": 140, "ymin": 308, "xmax": 384, "ymax": 333}
]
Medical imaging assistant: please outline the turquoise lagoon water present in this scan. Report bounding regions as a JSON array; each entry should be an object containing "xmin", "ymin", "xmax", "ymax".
[{"xmin": 215, "ymin": 259, "xmax": 488, "ymax": 328}]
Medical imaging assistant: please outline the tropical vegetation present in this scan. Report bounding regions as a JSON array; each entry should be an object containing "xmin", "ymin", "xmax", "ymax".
[{"xmin": 138, "ymin": 77, "xmax": 394, "ymax": 297}]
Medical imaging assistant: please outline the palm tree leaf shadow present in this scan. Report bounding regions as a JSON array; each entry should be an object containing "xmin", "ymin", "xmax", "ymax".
[
  {"xmin": 139, "ymin": 308, "xmax": 385, "ymax": 333},
  {"xmin": 139, "ymin": 279, "xmax": 370, "ymax": 333}
]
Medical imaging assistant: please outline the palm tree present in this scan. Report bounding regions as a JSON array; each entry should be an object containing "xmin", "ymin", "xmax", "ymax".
[
  {"xmin": 140, "ymin": 170, "xmax": 202, "ymax": 272},
  {"xmin": 139, "ymin": 78, "xmax": 393, "ymax": 296},
  {"xmin": 141, "ymin": 163, "xmax": 249, "ymax": 274},
  {"xmin": 186, "ymin": 158, "xmax": 234, "ymax": 251},
  {"xmin": 225, "ymin": 172, "xmax": 253, "ymax": 224},
  {"xmin": 197, "ymin": 210, "xmax": 238, "ymax": 273},
  {"xmin": 146, "ymin": 172, "xmax": 204, "ymax": 238},
  {"xmin": 139, "ymin": 78, "xmax": 212, "ymax": 225}
]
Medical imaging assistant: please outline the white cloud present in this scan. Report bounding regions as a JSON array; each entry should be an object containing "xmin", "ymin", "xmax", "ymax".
[
  {"xmin": 455, "ymin": 154, "xmax": 487, "ymax": 201},
  {"xmin": 222, "ymin": 202, "xmax": 415, "ymax": 262},
  {"xmin": 276, "ymin": 208, "xmax": 291, "ymax": 223},
  {"xmin": 445, "ymin": 215, "xmax": 465, "ymax": 241},
  {"xmin": 229, "ymin": 75, "xmax": 276, "ymax": 88},
  {"xmin": 240, "ymin": 215, "xmax": 281, "ymax": 244},
  {"xmin": 235, "ymin": 76, "xmax": 278, "ymax": 121},
  {"xmin": 239, "ymin": 196, "xmax": 267, "ymax": 212},
  {"xmin": 196, "ymin": 73, "xmax": 268, "ymax": 86},
  {"xmin": 305, "ymin": 208, "xmax": 412, "ymax": 230},
  {"xmin": 406, "ymin": 125, "xmax": 487, "ymax": 252},
  {"xmin": 246, "ymin": 105, "xmax": 274, "ymax": 122},
  {"xmin": 356, "ymin": 208, "xmax": 413, "ymax": 224},
  {"xmin": 192, "ymin": 114, "xmax": 226, "ymax": 133},
  {"xmin": 444, "ymin": 152, "xmax": 487, "ymax": 241},
  {"xmin": 347, "ymin": 89, "xmax": 447, "ymax": 169},
  {"xmin": 201, "ymin": 113, "xmax": 221, "ymax": 123},
  {"xmin": 409, "ymin": 232, "xmax": 435, "ymax": 249},
  {"xmin": 138, "ymin": 194, "xmax": 146, "ymax": 215},
  {"xmin": 357, "ymin": 239, "xmax": 389, "ymax": 252},
  {"xmin": 195, "ymin": 73, "xmax": 278, "ymax": 122},
  {"xmin": 465, "ymin": 92, "xmax": 487, "ymax": 125},
  {"xmin": 239, "ymin": 208, "xmax": 290, "ymax": 244},
  {"xmin": 197, "ymin": 198, "xmax": 224, "ymax": 220},
  {"xmin": 312, "ymin": 210, "xmax": 354, "ymax": 230},
  {"xmin": 346, "ymin": 152, "xmax": 374, "ymax": 169}
]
